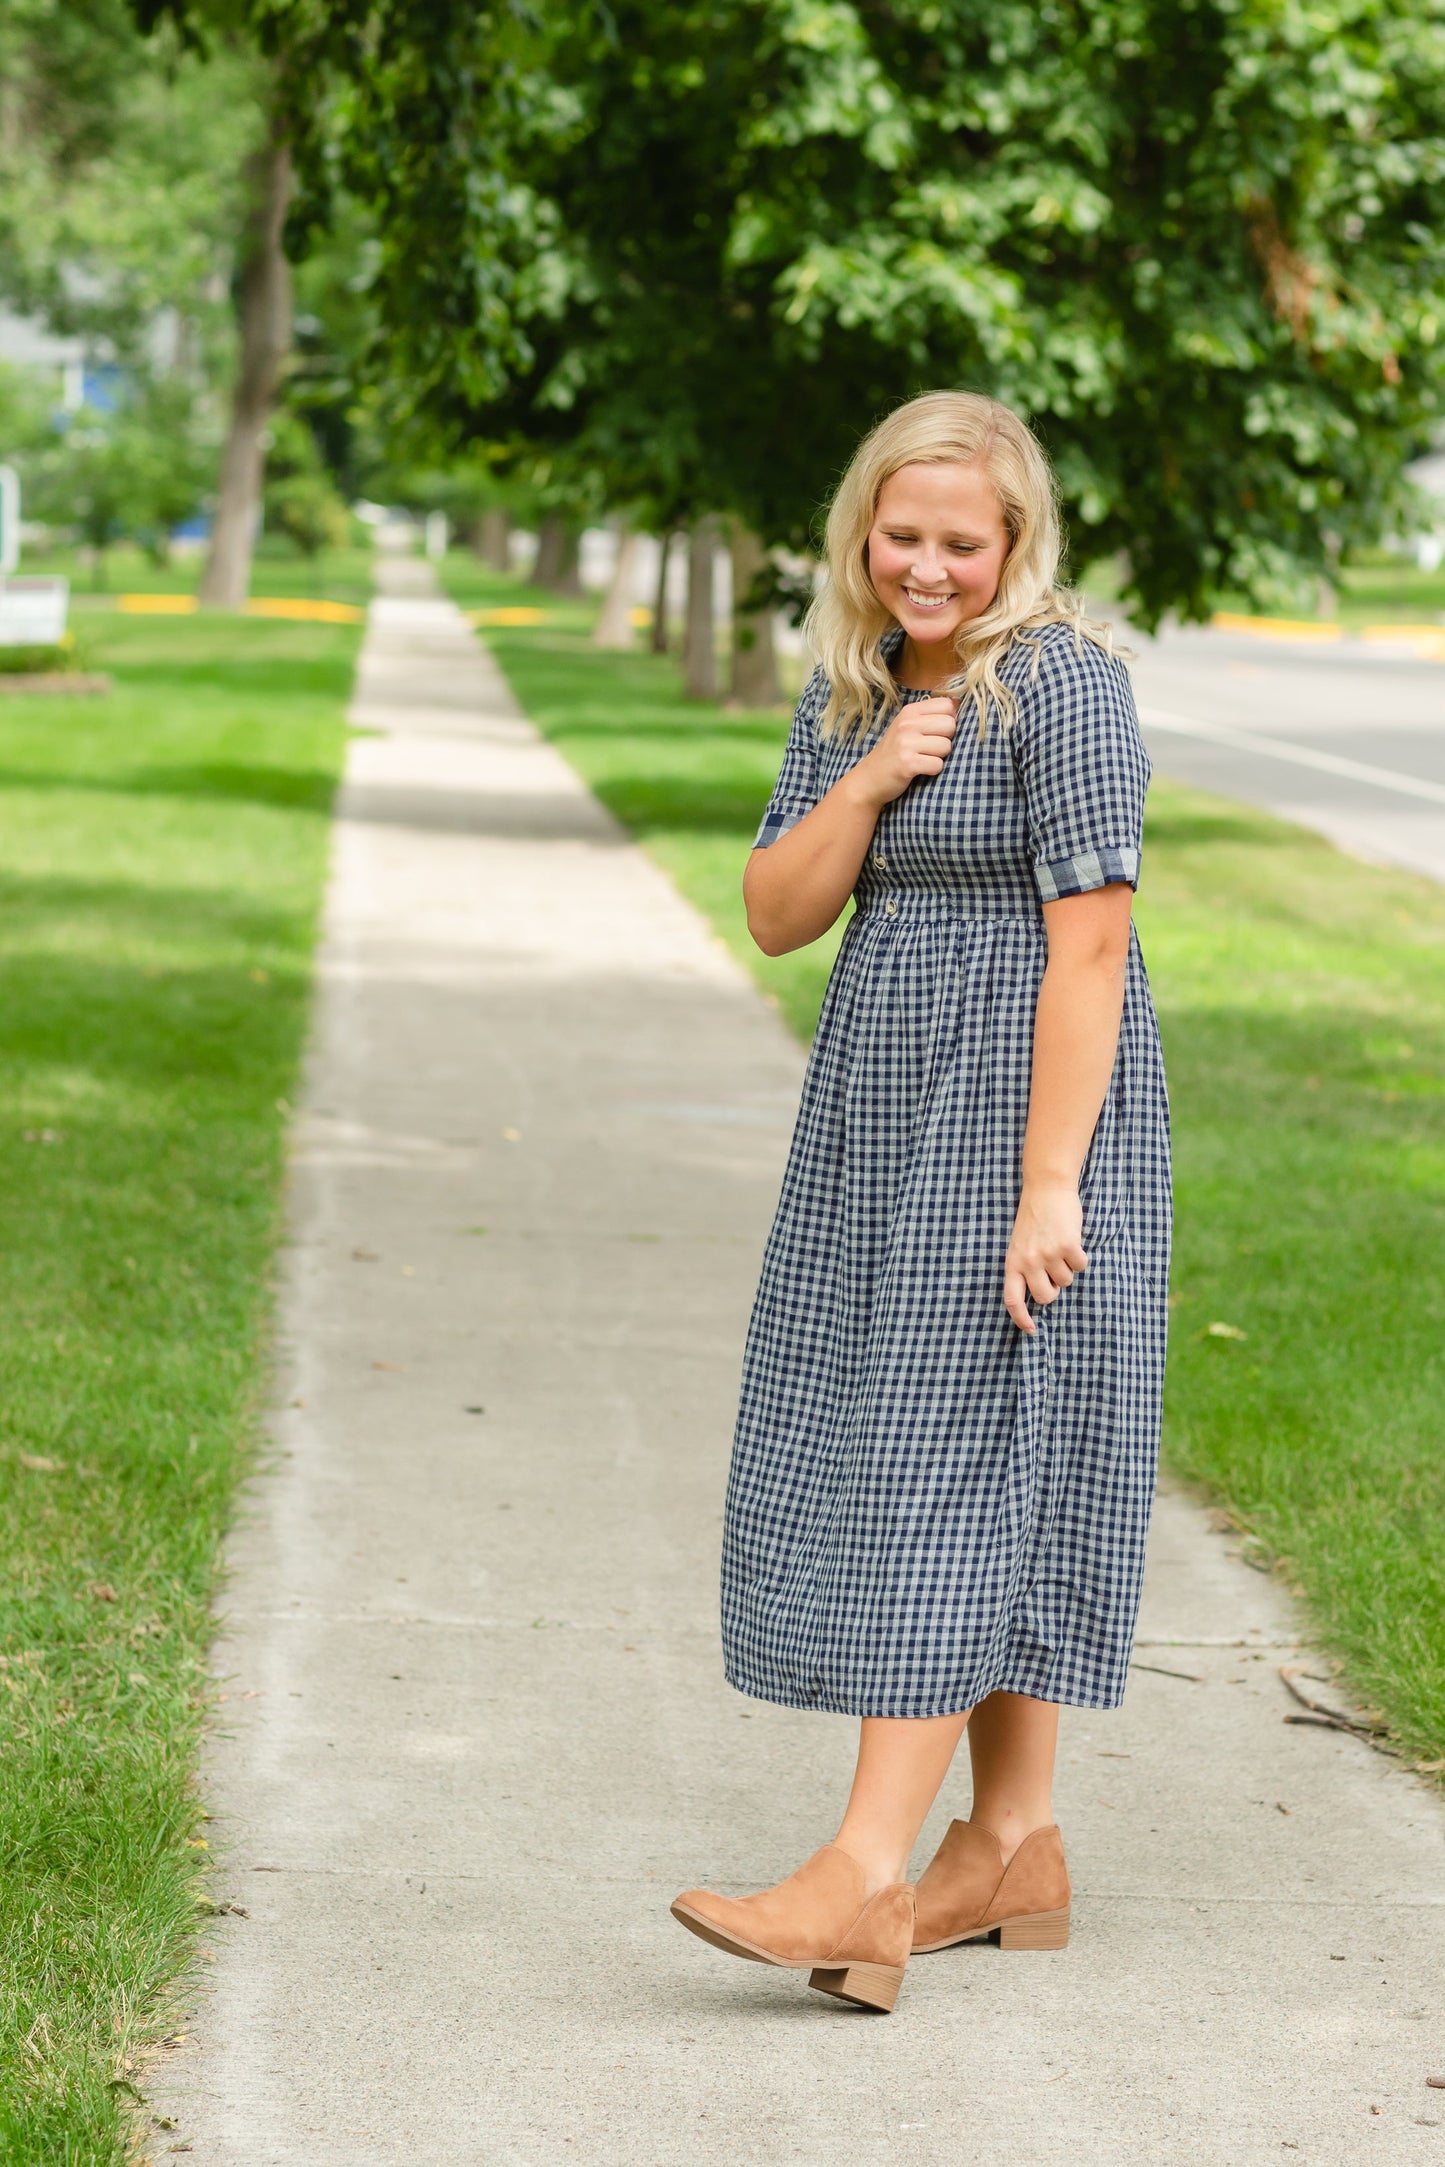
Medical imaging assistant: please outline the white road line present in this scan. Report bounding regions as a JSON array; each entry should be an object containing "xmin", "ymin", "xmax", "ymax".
[{"xmin": 1138, "ymin": 705, "xmax": 1445, "ymax": 808}]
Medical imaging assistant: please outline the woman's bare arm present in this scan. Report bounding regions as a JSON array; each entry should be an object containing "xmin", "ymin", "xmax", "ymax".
[
  {"xmin": 1003, "ymin": 881, "xmax": 1134, "ymax": 1333},
  {"xmin": 743, "ymin": 695, "xmax": 958, "ymax": 955}
]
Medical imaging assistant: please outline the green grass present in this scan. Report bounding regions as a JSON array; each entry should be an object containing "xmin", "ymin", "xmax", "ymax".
[
  {"xmin": 965, "ymin": 543, "xmax": 1445, "ymax": 630},
  {"xmin": 1212, "ymin": 554, "xmax": 1445, "ymax": 630},
  {"xmin": 1332, "ymin": 556, "xmax": 1445, "ymax": 627},
  {"xmin": 442, "ymin": 550, "xmax": 1445, "ymax": 1771},
  {"xmin": 0, "ymin": 605, "xmax": 359, "ymax": 2157},
  {"xmin": 17, "ymin": 537, "xmax": 376, "ymax": 609}
]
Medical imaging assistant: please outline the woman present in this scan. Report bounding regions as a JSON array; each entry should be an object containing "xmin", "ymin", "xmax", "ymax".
[{"xmin": 670, "ymin": 391, "xmax": 1171, "ymax": 2015}]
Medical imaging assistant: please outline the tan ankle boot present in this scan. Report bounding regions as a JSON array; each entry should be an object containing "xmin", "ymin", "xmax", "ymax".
[
  {"xmin": 671, "ymin": 1844, "xmax": 915, "ymax": 2012},
  {"xmin": 912, "ymin": 1821, "xmax": 1071, "ymax": 1953}
]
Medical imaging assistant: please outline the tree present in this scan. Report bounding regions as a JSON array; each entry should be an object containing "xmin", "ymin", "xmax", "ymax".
[
  {"xmin": 199, "ymin": 92, "xmax": 293, "ymax": 604},
  {"xmin": 262, "ymin": 410, "xmax": 351, "ymax": 557},
  {"xmin": 0, "ymin": 5, "xmax": 261, "ymax": 373},
  {"xmin": 683, "ymin": 516, "xmax": 720, "ymax": 697},
  {"xmin": 458, "ymin": 0, "xmax": 1445, "ymax": 625},
  {"xmin": 0, "ymin": 365, "xmax": 55, "ymax": 478},
  {"xmin": 122, "ymin": 0, "xmax": 560, "ymax": 595},
  {"xmin": 477, "ymin": 506, "xmax": 511, "ymax": 570},
  {"xmin": 593, "ymin": 517, "xmax": 641, "ymax": 647},
  {"xmin": 132, "ymin": 2, "xmax": 547, "ymax": 405},
  {"xmin": 19, "ymin": 380, "xmax": 208, "ymax": 581},
  {"xmin": 650, "ymin": 532, "xmax": 674, "ymax": 653},
  {"xmin": 114, "ymin": 378, "xmax": 218, "ymax": 564},
  {"xmin": 0, "ymin": 2, "xmax": 288, "ymax": 589},
  {"xmin": 728, "ymin": 521, "xmax": 781, "ymax": 704},
  {"xmin": 122, "ymin": 0, "xmax": 1445, "ymax": 626}
]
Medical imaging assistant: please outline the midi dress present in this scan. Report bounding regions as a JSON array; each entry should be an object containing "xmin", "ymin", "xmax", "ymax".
[{"xmin": 721, "ymin": 622, "xmax": 1171, "ymax": 1718}]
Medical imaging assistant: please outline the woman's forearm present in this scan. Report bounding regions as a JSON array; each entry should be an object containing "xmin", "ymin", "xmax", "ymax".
[
  {"xmin": 1003, "ymin": 885, "xmax": 1134, "ymax": 1330},
  {"xmin": 743, "ymin": 770, "xmax": 883, "ymax": 955},
  {"xmin": 746, "ymin": 696, "xmax": 962, "ymax": 955},
  {"xmin": 1022, "ymin": 947, "xmax": 1128, "ymax": 1187}
]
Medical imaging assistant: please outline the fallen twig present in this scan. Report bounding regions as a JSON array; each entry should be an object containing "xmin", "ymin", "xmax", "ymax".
[
  {"xmin": 1130, "ymin": 1660, "xmax": 1203, "ymax": 1683},
  {"xmin": 1278, "ymin": 1663, "xmax": 1389, "ymax": 1739}
]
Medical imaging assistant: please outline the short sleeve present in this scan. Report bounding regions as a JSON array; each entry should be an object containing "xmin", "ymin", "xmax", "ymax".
[
  {"xmin": 1010, "ymin": 630, "xmax": 1150, "ymax": 902},
  {"xmin": 752, "ymin": 666, "xmax": 827, "ymax": 849}
]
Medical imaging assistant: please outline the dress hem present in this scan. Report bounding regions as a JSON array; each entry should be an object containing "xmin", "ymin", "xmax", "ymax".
[{"xmin": 723, "ymin": 1664, "xmax": 1130, "ymax": 1719}]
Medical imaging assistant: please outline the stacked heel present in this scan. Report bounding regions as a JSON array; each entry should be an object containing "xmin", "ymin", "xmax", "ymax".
[
  {"xmin": 996, "ymin": 1903, "xmax": 1070, "ymax": 1950},
  {"xmin": 808, "ymin": 1959, "xmax": 905, "ymax": 2012}
]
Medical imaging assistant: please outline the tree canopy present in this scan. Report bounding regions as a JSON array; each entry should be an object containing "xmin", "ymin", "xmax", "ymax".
[
  {"xmin": 485, "ymin": 0, "xmax": 1445, "ymax": 619},
  {"xmin": 130, "ymin": 0, "xmax": 546, "ymax": 417},
  {"xmin": 44, "ymin": 0, "xmax": 1445, "ymax": 621},
  {"xmin": 1, "ymin": 0, "xmax": 261, "ymax": 363}
]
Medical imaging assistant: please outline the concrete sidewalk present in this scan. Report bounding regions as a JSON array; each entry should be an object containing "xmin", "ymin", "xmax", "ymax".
[{"xmin": 152, "ymin": 556, "xmax": 1445, "ymax": 2166}]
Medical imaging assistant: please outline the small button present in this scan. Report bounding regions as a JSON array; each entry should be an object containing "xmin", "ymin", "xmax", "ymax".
[
  {"xmin": 873, "ymin": 851, "xmax": 888, "ymax": 870},
  {"xmin": 885, "ymin": 897, "xmax": 898, "ymax": 916}
]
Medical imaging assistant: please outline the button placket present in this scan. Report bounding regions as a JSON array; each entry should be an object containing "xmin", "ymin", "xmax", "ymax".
[{"xmin": 867, "ymin": 837, "xmax": 898, "ymax": 912}]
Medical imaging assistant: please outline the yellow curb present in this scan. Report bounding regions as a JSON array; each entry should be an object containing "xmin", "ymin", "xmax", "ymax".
[
  {"xmin": 469, "ymin": 606, "xmax": 548, "ymax": 626},
  {"xmin": 245, "ymin": 597, "xmax": 365, "ymax": 624},
  {"xmin": 116, "ymin": 593, "xmax": 364, "ymax": 623},
  {"xmin": 1211, "ymin": 612, "xmax": 1344, "ymax": 641}
]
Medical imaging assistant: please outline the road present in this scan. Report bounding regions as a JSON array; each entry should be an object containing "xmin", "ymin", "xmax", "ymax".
[{"xmin": 1126, "ymin": 626, "xmax": 1445, "ymax": 883}]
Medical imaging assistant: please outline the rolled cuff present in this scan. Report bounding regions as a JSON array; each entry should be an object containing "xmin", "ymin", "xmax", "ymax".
[
  {"xmin": 753, "ymin": 806, "xmax": 809, "ymax": 849},
  {"xmin": 1033, "ymin": 844, "xmax": 1140, "ymax": 902}
]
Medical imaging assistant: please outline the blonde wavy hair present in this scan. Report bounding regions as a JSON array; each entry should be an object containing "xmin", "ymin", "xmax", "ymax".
[{"xmin": 804, "ymin": 390, "xmax": 1117, "ymax": 739}]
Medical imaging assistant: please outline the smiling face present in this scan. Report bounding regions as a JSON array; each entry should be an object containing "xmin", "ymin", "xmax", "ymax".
[{"xmin": 867, "ymin": 460, "xmax": 1011, "ymax": 662}]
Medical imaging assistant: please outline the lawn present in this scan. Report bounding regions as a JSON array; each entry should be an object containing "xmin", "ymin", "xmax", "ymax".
[
  {"xmin": 17, "ymin": 536, "xmax": 376, "ymax": 611},
  {"xmin": 1329, "ymin": 556, "xmax": 1445, "ymax": 629},
  {"xmin": 1006, "ymin": 547, "xmax": 1445, "ymax": 633},
  {"xmin": 1206, "ymin": 555, "xmax": 1445, "ymax": 632},
  {"xmin": 443, "ymin": 551, "xmax": 1445, "ymax": 1772},
  {"xmin": 0, "ymin": 602, "xmax": 359, "ymax": 2159}
]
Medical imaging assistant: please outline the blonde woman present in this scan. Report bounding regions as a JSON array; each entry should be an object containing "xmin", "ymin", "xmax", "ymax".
[{"xmin": 671, "ymin": 391, "xmax": 1170, "ymax": 2014}]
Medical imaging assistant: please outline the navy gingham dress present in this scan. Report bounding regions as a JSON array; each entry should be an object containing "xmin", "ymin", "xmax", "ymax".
[{"xmin": 721, "ymin": 622, "xmax": 1171, "ymax": 1717}]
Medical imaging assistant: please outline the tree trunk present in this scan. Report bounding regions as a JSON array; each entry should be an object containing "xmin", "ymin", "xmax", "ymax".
[
  {"xmin": 561, "ymin": 529, "xmax": 585, "ymax": 598},
  {"xmin": 199, "ymin": 113, "xmax": 293, "ymax": 609},
  {"xmin": 476, "ymin": 507, "xmax": 511, "ymax": 572},
  {"xmin": 651, "ymin": 532, "xmax": 672, "ymax": 652},
  {"xmin": 593, "ymin": 522, "xmax": 641, "ymax": 648},
  {"xmin": 683, "ymin": 516, "xmax": 718, "ymax": 698},
  {"xmin": 534, "ymin": 514, "xmax": 582, "ymax": 594},
  {"xmin": 533, "ymin": 516, "xmax": 563, "ymax": 586},
  {"xmin": 728, "ymin": 522, "xmax": 780, "ymax": 705}
]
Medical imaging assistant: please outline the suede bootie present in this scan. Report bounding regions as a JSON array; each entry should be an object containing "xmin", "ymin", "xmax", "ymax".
[
  {"xmin": 912, "ymin": 1820, "xmax": 1071, "ymax": 1953},
  {"xmin": 671, "ymin": 1843, "xmax": 915, "ymax": 2012}
]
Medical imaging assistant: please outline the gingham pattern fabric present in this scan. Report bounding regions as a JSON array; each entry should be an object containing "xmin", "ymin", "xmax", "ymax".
[{"xmin": 721, "ymin": 623, "xmax": 1171, "ymax": 1716}]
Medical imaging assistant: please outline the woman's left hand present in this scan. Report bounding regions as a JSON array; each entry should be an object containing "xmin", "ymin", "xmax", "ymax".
[{"xmin": 1003, "ymin": 1178, "xmax": 1088, "ymax": 1334}]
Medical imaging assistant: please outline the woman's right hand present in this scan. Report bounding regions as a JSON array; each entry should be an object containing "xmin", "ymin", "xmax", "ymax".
[
  {"xmin": 849, "ymin": 694, "xmax": 960, "ymax": 809},
  {"xmin": 743, "ymin": 694, "xmax": 959, "ymax": 955}
]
